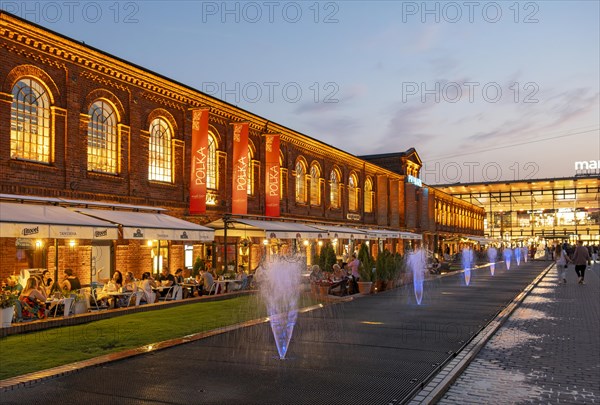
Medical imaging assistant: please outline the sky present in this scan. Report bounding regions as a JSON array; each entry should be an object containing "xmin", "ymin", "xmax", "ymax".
[{"xmin": 4, "ymin": 0, "xmax": 599, "ymax": 184}]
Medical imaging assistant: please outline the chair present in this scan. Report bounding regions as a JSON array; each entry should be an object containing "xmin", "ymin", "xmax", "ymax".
[
  {"xmin": 128, "ymin": 291, "xmax": 143, "ymax": 307},
  {"xmin": 86, "ymin": 287, "xmax": 107, "ymax": 311},
  {"xmin": 158, "ymin": 285, "xmax": 182, "ymax": 301},
  {"xmin": 207, "ymin": 282, "xmax": 219, "ymax": 295},
  {"xmin": 170, "ymin": 285, "xmax": 183, "ymax": 300}
]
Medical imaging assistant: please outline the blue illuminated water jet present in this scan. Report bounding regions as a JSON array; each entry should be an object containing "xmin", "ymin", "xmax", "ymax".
[
  {"xmin": 522, "ymin": 247, "xmax": 528, "ymax": 263},
  {"xmin": 514, "ymin": 246, "xmax": 522, "ymax": 266},
  {"xmin": 407, "ymin": 249, "xmax": 426, "ymax": 305},
  {"xmin": 487, "ymin": 247, "xmax": 497, "ymax": 276},
  {"xmin": 503, "ymin": 248, "xmax": 512, "ymax": 270},
  {"xmin": 259, "ymin": 255, "xmax": 302, "ymax": 359},
  {"xmin": 461, "ymin": 247, "xmax": 474, "ymax": 286}
]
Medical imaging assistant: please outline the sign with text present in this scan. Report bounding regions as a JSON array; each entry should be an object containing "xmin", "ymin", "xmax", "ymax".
[
  {"xmin": 265, "ymin": 134, "xmax": 280, "ymax": 217},
  {"xmin": 232, "ymin": 122, "xmax": 249, "ymax": 214},
  {"xmin": 190, "ymin": 108, "xmax": 210, "ymax": 214}
]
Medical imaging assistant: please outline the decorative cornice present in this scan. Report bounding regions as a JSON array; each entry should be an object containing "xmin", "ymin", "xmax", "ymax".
[{"xmin": 79, "ymin": 71, "xmax": 128, "ymax": 93}]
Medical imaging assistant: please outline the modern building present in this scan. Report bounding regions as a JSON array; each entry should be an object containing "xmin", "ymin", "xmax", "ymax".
[
  {"xmin": 435, "ymin": 176, "xmax": 600, "ymax": 246},
  {"xmin": 0, "ymin": 12, "xmax": 484, "ymax": 284}
]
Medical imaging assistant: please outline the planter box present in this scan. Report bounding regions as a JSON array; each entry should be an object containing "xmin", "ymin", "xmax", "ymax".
[
  {"xmin": 357, "ymin": 281, "xmax": 372, "ymax": 295},
  {"xmin": 0, "ymin": 306, "xmax": 15, "ymax": 327}
]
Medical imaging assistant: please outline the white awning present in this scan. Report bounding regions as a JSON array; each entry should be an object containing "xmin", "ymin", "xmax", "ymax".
[
  {"xmin": 76, "ymin": 209, "xmax": 214, "ymax": 241},
  {"xmin": 399, "ymin": 231, "xmax": 423, "ymax": 240},
  {"xmin": 0, "ymin": 202, "xmax": 118, "ymax": 240},
  {"xmin": 355, "ymin": 228, "xmax": 400, "ymax": 239},
  {"xmin": 206, "ymin": 218, "xmax": 324, "ymax": 240},
  {"xmin": 310, "ymin": 224, "xmax": 368, "ymax": 240}
]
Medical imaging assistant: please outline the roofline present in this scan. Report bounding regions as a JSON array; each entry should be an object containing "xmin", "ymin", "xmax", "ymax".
[
  {"xmin": 434, "ymin": 174, "xmax": 599, "ymax": 188},
  {"xmin": 0, "ymin": 11, "xmax": 360, "ymax": 163}
]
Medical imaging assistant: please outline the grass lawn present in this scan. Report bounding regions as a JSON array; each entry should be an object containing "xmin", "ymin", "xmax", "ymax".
[{"xmin": 0, "ymin": 294, "xmax": 321, "ymax": 380}]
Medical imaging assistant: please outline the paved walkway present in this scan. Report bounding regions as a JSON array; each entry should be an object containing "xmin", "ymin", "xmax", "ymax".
[
  {"xmin": 1, "ymin": 260, "xmax": 552, "ymax": 404},
  {"xmin": 437, "ymin": 262, "xmax": 599, "ymax": 404}
]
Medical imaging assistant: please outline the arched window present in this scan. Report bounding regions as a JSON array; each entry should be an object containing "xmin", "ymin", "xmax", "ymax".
[
  {"xmin": 348, "ymin": 173, "xmax": 359, "ymax": 212},
  {"xmin": 247, "ymin": 149, "xmax": 254, "ymax": 195},
  {"xmin": 207, "ymin": 132, "xmax": 217, "ymax": 190},
  {"xmin": 295, "ymin": 161, "xmax": 306, "ymax": 203},
  {"xmin": 310, "ymin": 164, "xmax": 321, "ymax": 206},
  {"xmin": 364, "ymin": 177, "xmax": 374, "ymax": 213},
  {"xmin": 88, "ymin": 100, "xmax": 118, "ymax": 173},
  {"xmin": 330, "ymin": 169, "xmax": 340, "ymax": 209},
  {"xmin": 148, "ymin": 117, "xmax": 172, "ymax": 182},
  {"xmin": 10, "ymin": 78, "xmax": 51, "ymax": 162}
]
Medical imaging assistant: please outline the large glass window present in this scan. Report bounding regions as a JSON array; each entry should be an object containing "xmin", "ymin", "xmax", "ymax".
[
  {"xmin": 148, "ymin": 118, "xmax": 172, "ymax": 182},
  {"xmin": 88, "ymin": 100, "xmax": 118, "ymax": 173},
  {"xmin": 364, "ymin": 177, "xmax": 373, "ymax": 213},
  {"xmin": 10, "ymin": 78, "xmax": 51, "ymax": 163},
  {"xmin": 348, "ymin": 173, "xmax": 359, "ymax": 212},
  {"xmin": 295, "ymin": 161, "xmax": 306, "ymax": 203},
  {"xmin": 310, "ymin": 164, "xmax": 321, "ymax": 206},
  {"xmin": 330, "ymin": 170, "xmax": 340, "ymax": 209}
]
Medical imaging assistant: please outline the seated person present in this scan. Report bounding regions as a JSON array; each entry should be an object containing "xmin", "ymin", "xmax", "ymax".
[
  {"xmin": 174, "ymin": 268, "xmax": 184, "ymax": 284},
  {"xmin": 309, "ymin": 265, "xmax": 323, "ymax": 283},
  {"xmin": 329, "ymin": 264, "xmax": 348, "ymax": 296},
  {"xmin": 138, "ymin": 272, "xmax": 157, "ymax": 304},
  {"xmin": 97, "ymin": 270, "xmax": 123, "ymax": 307},
  {"xmin": 19, "ymin": 277, "xmax": 47, "ymax": 320},
  {"xmin": 157, "ymin": 267, "xmax": 176, "ymax": 298},
  {"xmin": 3, "ymin": 275, "xmax": 23, "ymax": 295},
  {"xmin": 232, "ymin": 266, "xmax": 248, "ymax": 291},
  {"xmin": 117, "ymin": 271, "xmax": 138, "ymax": 307},
  {"xmin": 61, "ymin": 268, "xmax": 81, "ymax": 292},
  {"xmin": 196, "ymin": 268, "xmax": 214, "ymax": 296}
]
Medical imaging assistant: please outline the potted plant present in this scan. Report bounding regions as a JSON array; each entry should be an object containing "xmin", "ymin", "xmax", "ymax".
[
  {"xmin": 318, "ymin": 242, "xmax": 337, "ymax": 272},
  {"xmin": 357, "ymin": 243, "xmax": 375, "ymax": 294},
  {"xmin": 0, "ymin": 292, "xmax": 18, "ymax": 327},
  {"xmin": 71, "ymin": 290, "xmax": 89, "ymax": 315}
]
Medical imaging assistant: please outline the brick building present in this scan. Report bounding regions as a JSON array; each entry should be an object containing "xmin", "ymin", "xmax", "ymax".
[{"xmin": 0, "ymin": 12, "xmax": 484, "ymax": 284}]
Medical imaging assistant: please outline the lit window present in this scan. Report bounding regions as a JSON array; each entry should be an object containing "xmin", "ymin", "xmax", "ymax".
[
  {"xmin": 364, "ymin": 177, "xmax": 373, "ymax": 213},
  {"xmin": 10, "ymin": 78, "xmax": 51, "ymax": 162},
  {"xmin": 88, "ymin": 100, "xmax": 118, "ymax": 173},
  {"xmin": 148, "ymin": 118, "xmax": 172, "ymax": 182},
  {"xmin": 348, "ymin": 173, "xmax": 359, "ymax": 212},
  {"xmin": 207, "ymin": 132, "xmax": 217, "ymax": 190},
  {"xmin": 330, "ymin": 170, "xmax": 340, "ymax": 209},
  {"xmin": 247, "ymin": 149, "xmax": 254, "ymax": 195},
  {"xmin": 295, "ymin": 161, "xmax": 306, "ymax": 203},
  {"xmin": 310, "ymin": 164, "xmax": 321, "ymax": 206}
]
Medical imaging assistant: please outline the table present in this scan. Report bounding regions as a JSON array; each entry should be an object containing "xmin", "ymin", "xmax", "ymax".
[
  {"xmin": 181, "ymin": 283, "xmax": 198, "ymax": 298},
  {"xmin": 211, "ymin": 279, "xmax": 242, "ymax": 294},
  {"xmin": 45, "ymin": 298, "xmax": 73, "ymax": 317},
  {"xmin": 107, "ymin": 291, "xmax": 134, "ymax": 308}
]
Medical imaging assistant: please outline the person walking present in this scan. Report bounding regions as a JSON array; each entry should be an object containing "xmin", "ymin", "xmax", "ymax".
[
  {"xmin": 571, "ymin": 240, "xmax": 590, "ymax": 284},
  {"xmin": 554, "ymin": 244, "xmax": 569, "ymax": 284}
]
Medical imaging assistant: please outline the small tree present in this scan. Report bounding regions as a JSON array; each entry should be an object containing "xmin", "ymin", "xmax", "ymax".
[
  {"xmin": 319, "ymin": 242, "xmax": 336, "ymax": 273},
  {"xmin": 357, "ymin": 243, "xmax": 375, "ymax": 282}
]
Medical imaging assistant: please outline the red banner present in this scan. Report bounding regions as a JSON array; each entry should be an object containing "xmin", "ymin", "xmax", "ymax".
[
  {"xmin": 189, "ymin": 108, "xmax": 210, "ymax": 214},
  {"xmin": 265, "ymin": 134, "xmax": 280, "ymax": 217},
  {"xmin": 231, "ymin": 122, "xmax": 249, "ymax": 214}
]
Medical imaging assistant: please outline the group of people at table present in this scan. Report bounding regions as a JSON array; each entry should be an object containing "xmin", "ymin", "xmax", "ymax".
[
  {"xmin": 1, "ymin": 265, "xmax": 250, "ymax": 322},
  {"xmin": 308, "ymin": 253, "xmax": 361, "ymax": 296}
]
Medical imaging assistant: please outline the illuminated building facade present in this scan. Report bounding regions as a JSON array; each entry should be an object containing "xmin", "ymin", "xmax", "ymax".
[
  {"xmin": 0, "ymin": 12, "xmax": 483, "ymax": 282},
  {"xmin": 435, "ymin": 176, "xmax": 599, "ymax": 245}
]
